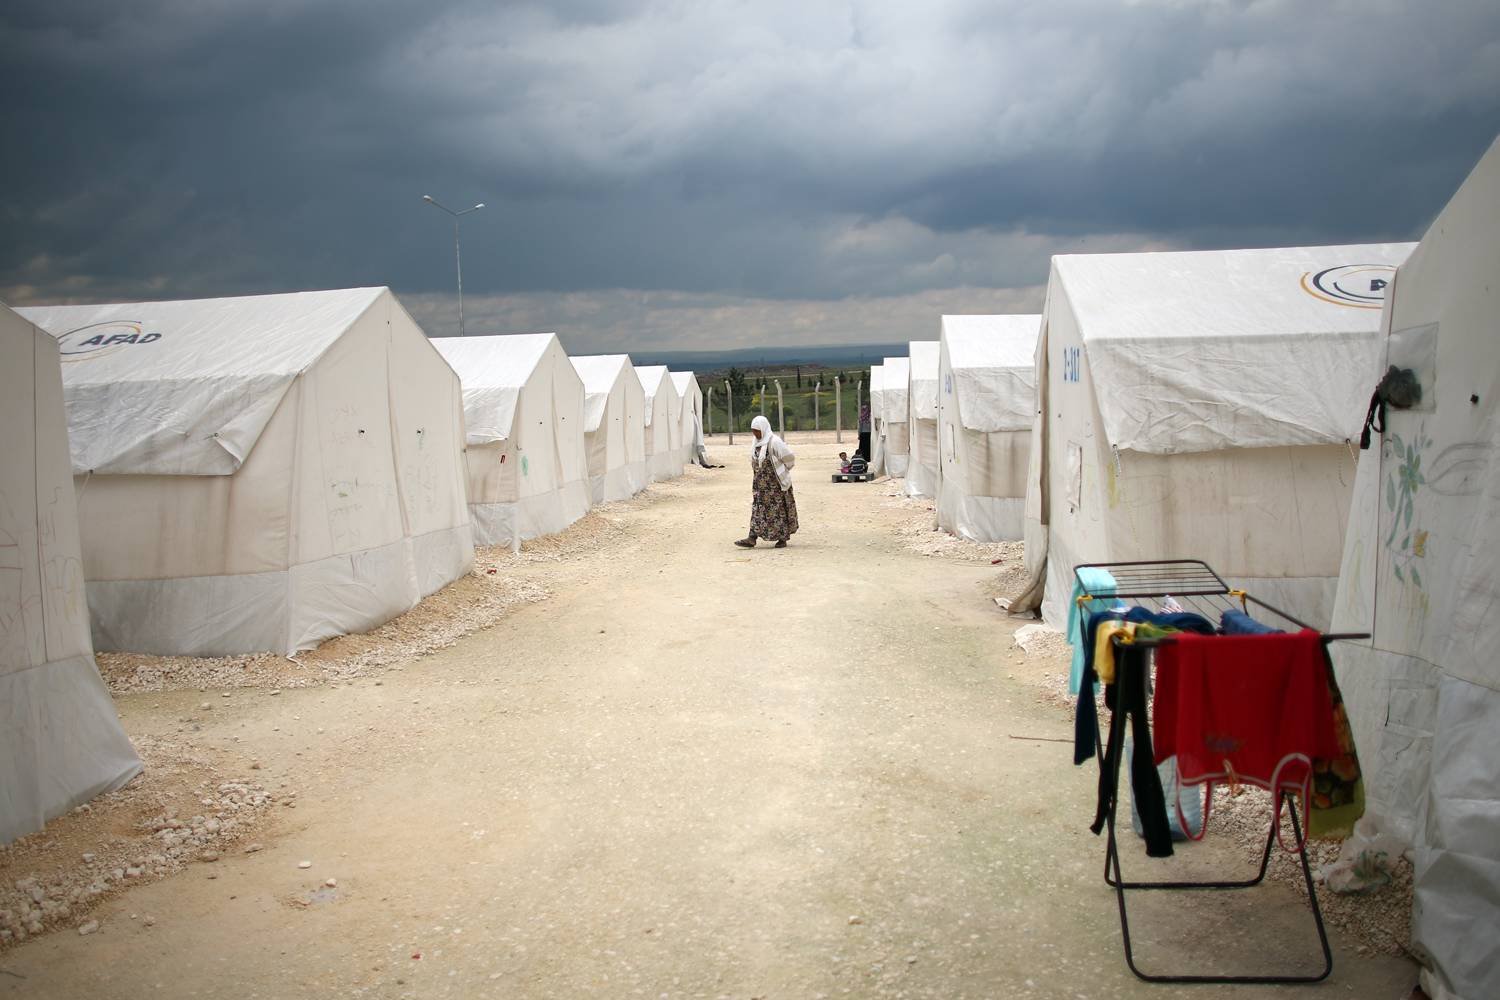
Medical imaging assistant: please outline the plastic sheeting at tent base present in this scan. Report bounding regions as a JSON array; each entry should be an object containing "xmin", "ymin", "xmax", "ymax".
[
  {"xmin": 589, "ymin": 460, "xmax": 648, "ymax": 505},
  {"xmin": 469, "ymin": 481, "xmax": 592, "ymax": 548},
  {"xmin": 1, "ymin": 655, "xmax": 144, "ymax": 844},
  {"xmin": 934, "ymin": 491, "xmax": 1025, "ymax": 543},
  {"xmin": 81, "ymin": 524, "xmax": 473, "ymax": 656}
]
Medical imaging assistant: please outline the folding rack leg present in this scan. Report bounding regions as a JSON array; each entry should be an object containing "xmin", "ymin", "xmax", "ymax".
[{"xmin": 1100, "ymin": 656, "xmax": 1333, "ymax": 984}]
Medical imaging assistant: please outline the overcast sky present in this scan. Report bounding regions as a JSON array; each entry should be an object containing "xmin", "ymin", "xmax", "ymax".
[{"xmin": 4, "ymin": 0, "xmax": 1498, "ymax": 352}]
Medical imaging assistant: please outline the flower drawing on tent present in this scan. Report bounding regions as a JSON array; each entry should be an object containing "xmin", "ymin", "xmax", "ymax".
[{"xmin": 1384, "ymin": 428, "xmax": 1431, "ymax": 603}]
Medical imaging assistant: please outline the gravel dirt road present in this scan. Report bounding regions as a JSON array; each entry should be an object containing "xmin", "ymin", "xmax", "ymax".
[{"xmin": 1, "ymin": 433, "xmax": 1416, "ymax": 999}]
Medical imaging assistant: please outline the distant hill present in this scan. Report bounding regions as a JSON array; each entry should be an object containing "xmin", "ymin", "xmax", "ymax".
[{"xmin": 623, "ymin": 343, "xmax": 909, "ymax": 371}]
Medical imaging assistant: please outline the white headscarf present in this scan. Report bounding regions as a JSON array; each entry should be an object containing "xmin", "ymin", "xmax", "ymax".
[
  {"xmin": 750, "ymin": 415, "xmax": 795, "ymax": 489},
  {"xmin": 751, "ymin": 415, "xmax": 775, "ymax": 463}
]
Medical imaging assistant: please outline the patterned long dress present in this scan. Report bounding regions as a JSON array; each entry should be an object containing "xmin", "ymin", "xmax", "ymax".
[{"xmin": 749, "ymin": 452, "xmax": 799, "ymax": 542}]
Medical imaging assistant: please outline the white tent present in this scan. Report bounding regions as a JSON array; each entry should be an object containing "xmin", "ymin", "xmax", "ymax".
[
  {"xmin": 572, "ymin": 354, "xmax": 647, "ymax": 504},
  {"xmin": 670, "ymin": 371, "xmax": 705, "ymax": 467},
  {"xmin": 1017, "ymin": 243, "xmax": 1415, "ymax": 631},
  {"xmin": 636, "ymin": 365, "xmax": 684, "ymax": 482},
  {"xmin": 19, "ymin": 288, "xmax": 473, "ymax": 657},
  {"xmin": 868, "ymin": 364, "xmax": 887, "ymax": 475},
  {"xmin": 433, "ymin": 334, "xmax": 591, "ymax": 546},
  {"xmin": 881, "ymin": 356, "xmax": 911, "ymax": 477},
  {"xmin": 905, "ymin": 342, "xmax": 941, "ymax": 498},
  {"xmin": 1331, "ymin": 136, "xmax": 1500, "ymax": 1000},
  {"xmin": 1, "ymin": 304, "xmax": 142, "ymax": 844},
  {"xmin": 936, "ymin": 315, "xmax": 1040, "ymax": 541}
]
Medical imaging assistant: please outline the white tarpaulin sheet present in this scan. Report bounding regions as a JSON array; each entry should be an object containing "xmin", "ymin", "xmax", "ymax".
[
  {"xmin": 906, "ymin": 342, "xmax": 940, "ymax": 497},
  {"xmin": 2, "ymin": 305, "xmax": 142, "ymax": 843},
  {"xmin": 434, "ymin": 333, "xmax": 591, "ymax": 546},
  {"xmin": 573, "ymin": 354, "xmax": 647, "ymax": 503},
  {"xmin": 670, "ymin": 371, "xmax": 704, "ymax": 463},
  {"xmin": 636, "ymin": 365, "xmax": 684, "ymax": 482},
  {"xmin": 1058, "ymin": 243, "xmax": 1416, "ymax": 455},
  {"xmin": 935, "ymin": 315, "xmax": 1039, "ymax": 541},
  {"xmin": 19, "ymin": 288, "xmax": 385, "ymax": 475},
  {"xmin": 1331, "ymin": 136, "xmax": 1500, "ymax": 1000},
  {"xmin": 941, "ymin": 314, "xmax": 1039, "ymax": 433}
]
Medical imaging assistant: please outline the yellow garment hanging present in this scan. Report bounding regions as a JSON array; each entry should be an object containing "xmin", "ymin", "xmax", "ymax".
[{"xmin": 1093, "ymin": 621, "xmax": 1137, "ymax": 684}]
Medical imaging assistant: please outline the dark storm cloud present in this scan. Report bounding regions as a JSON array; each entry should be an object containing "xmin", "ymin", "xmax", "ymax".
[{"xmin": 2, "ymin": 0, "xmax": 1498, "ymax": 346}]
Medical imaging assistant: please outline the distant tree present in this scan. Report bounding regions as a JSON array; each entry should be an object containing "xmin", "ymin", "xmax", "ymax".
[
  {"xmin": 796, "ymin": 365, "xmax": 802, "ymax": 388},
  {"xmin": 725, "ymin": 366, "xmax": 749, "ymax": 399}
]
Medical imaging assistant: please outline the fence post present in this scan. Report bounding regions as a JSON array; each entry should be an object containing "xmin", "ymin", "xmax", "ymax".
[
  {"xmin": 835, "ymin": 377, "xmax": 842, "ymax": 444},
  {"xmin": 706, "ymin": 385, "xmax": 714, "ymax": 437},
  {"xmin": 759, "ymin": 384, "xmax": 767, "ymax": 418},
  {"xmin": 814, "ymin": 381, "xmax": 820, "ymax": 432},
  {"xmin": 725, "ymin": 380, "xmax": 734, "ymax": 445},
  {"xmin": 775, "ymin": 380, "xmax": 784, "ymax": 434}
]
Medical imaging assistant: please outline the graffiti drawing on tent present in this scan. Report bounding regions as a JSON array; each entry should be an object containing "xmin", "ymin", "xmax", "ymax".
[
  {"xmin": 1, "ymin": 304, "xmax": 142, "ymax": 844},
  {"xmin": 1014, "ymin": 242, "xmax": 1415, "ymax": 633},
  {"xmin": 670, "ymin": 371, "xmax": 704, "ymax": 467},
  {"xmin": 1331, "ymin": 135, "xmax": 1500, "ymax": 1000},
  {"xmin": 880, "ymin": 356, "xmax": 910, "ymax": 478},
  {"xmin": 571, "ymin": 354, "xmax": 648, "ymax": 504},
  {"xmin": 635, "ymin": 365, "xmax": 685, "ymax": 483},
  {"xmin": 904, "ymin": 343, "xmax": 940, "ymax": 498},
  {"xmin": 433, "ymin": 334, "xmax": 591, "ymax": 547},
  {"xmin": 936, "ymin": 314, "xmax": 1041, "ymax": 542},
  {"xmin": 19, "ymin": 288, "xmax": 474, "ymax": 657}
]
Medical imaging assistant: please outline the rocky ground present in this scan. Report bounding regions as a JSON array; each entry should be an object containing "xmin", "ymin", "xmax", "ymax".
[{"xmin": 0, "ymin": 434, "xmax": 1418, "ymax": 998}]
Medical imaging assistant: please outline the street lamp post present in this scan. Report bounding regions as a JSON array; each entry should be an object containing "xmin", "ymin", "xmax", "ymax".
[{"xmin": 422, "ymin": 194, "xmax": 484, "ymax": 336}]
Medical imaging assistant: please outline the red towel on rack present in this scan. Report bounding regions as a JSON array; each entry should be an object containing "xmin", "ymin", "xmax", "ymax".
[{"xmin": 1153, "ymin": 630, "xmax": 1342, "ymax": 796}]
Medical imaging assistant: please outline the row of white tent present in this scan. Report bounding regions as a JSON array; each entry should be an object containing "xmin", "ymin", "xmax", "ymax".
[
  {"xmin": 4, "ymin": 294, "xmax": 708, "ymax": 665},
  {"xmin": 870, "ymin": 135, "xmax": 1500, "ymax": 1000},
  {"xmin": 1, "ymin": 294, "xmax": 710, "ymax": 842}
]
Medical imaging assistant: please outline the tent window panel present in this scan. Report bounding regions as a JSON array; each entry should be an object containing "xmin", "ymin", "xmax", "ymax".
[{"xmin": 1067, "ymin": 441, "xmax": 1084, "ymax": 512}]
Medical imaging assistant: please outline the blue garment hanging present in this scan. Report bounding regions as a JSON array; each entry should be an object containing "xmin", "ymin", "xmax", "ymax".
[{"xmin": 1067, "ymin": 567, "xmax": 1118, "ymax": 695}]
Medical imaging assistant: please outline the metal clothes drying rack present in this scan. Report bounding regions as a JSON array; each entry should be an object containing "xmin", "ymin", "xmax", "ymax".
[{"xmin": 1074, "ymin": 559, "xmax": 1367, "ymax": 985}]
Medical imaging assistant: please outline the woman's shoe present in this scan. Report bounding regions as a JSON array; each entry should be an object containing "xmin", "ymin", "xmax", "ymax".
[
  {"xmin": 734, "ymin": 537, "xmax": 757, "ymax": 548},
  {"xmin": 774, "ymin": 540, "xmax": 787, "ymax": 548}
]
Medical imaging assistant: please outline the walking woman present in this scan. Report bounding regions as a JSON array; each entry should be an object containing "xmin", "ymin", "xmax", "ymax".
[{"xmin": 735, "ymin": 415, "xmax": 798, "ymax": 548}]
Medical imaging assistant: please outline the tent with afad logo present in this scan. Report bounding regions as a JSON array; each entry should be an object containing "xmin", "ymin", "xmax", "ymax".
[
  {"xmin": 635, "ymin": 365, "xmax": 684, "ymax": 482},
  {"xmin": 936, "ymin": 314, "xmax": 1040, "ymax": 541},
  {"xmin": 19, "ymin": 288, "xmax": 474, "ymax": 657},
  {"xmin": 433, "ymin": 333, "xmax": 591, "ymax": 546},
  {"xmin": 1, "ymin": 303, "xmax": 142, "ymax": 844},
  {"xmin": 904, "ymin": 342, "xmax": 941, "ymax": 498},
  {"xmin": 1330, "ymin": 135, "xmax": 1500, "ymax": 1000},
  {"xmin": 571, "ymin": 354, "xmax": 647, "ymax": 504},
  {"xmin": 1013, "ymin": 242, "xmax": 1415, "ymax": 632}
]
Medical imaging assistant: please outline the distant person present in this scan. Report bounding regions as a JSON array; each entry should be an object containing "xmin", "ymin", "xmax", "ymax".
[
  {"xmin": 838, "ymin": 451, "xmax": 851, "ymax": 473},
  {"xmin": 735, "ymin": 415, "xmax": 798, "ymax": 549},
  {"xmin": 858, "ymin": 404, "xmax": 872, "ymax": 463},
  {"xmin": 848, "ymin": 452, "xmax": 868, "ymax": 475}
]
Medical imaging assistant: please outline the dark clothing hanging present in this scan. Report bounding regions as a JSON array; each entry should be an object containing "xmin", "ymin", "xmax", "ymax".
[{"xmin": 1090, "ymin": 643, "xmax": 1174, "ymax": 858}]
